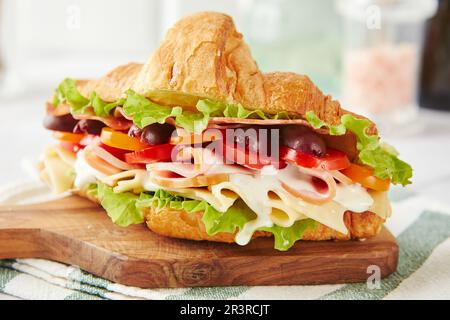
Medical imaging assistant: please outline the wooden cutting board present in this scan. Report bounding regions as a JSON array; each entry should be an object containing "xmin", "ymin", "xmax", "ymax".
[{"xmin": 0, "ymin": 195, "xmax": 398, "ymax": 288}]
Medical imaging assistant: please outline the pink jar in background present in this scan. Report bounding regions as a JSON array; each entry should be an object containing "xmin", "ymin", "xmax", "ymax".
[{"xmin": 336, "ymin": 0, "xmax": 438, "ymax": 129}]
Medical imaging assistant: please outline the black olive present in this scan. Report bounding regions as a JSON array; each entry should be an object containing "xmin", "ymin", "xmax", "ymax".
[
  {"xmin": 140, "ymin": 123, "xmax": 175, "ymax": 145},
  {"xmin": 73, "ymin": 120, "xmax": 106, "ymax": 135},
  {"xmin": 43, "ymin": 114, "xmax": 78, "ymax": 132},
  {"xmin": 280, "ymin": 125, "xmax": 326, "ymax": 157}
]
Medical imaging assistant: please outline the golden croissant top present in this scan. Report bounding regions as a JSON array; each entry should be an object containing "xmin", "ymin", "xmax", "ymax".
[{"xmin": 77, "ymin": 11, "xmax": 352, "ymax": 126}]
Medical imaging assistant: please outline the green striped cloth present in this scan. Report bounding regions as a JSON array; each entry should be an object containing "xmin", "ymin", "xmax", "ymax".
[{"xmin": 1, "ymin": 182, "xmax": 449, "ymax": 300}]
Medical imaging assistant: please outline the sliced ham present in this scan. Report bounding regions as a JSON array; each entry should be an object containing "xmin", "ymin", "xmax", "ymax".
[
  {"xmin": 206, "ymin": 123, "xmax": 251, "ymax": 130},
  {"xmin": 114, "ymin": 107, "xmax": 133, "ymax": 121},
  {"xmin": 147, "ymin": 163, "xmax": 201, "ymax": 179},
  {"xmin": 73, "ymin": 114, "xmax": 132, "ymax": 131},
  {"xmin": 147, "ymin": 147, "xmax": 252, "ymax": 179},
  {"xmin": 209, "ymin": 117, "xmax": 321, "ymax": 128},
  {"xmin": 277, "ymin": 165, "xmax": 337, "ymax": 205},
  {"xmin": 83, "ymin": 147, "xmax": 122, "ymax": 176},
  {"xmin": 147, "ymin": 162, "xmax": 253, "ymax": 179},
  {"xmin": 46, "ymin": 102, "xmax": 71, "ymax": 116},
  {"xmin": 330, "ymin": 170, "xmax": 353, "ymax": 185},
  {"xmin": 87, "ymin": 145, "xmax": 139, "ymax": 171},
  {"xmin": 46, "ymin": 102, "xmax": 132, "ymax": 131}
]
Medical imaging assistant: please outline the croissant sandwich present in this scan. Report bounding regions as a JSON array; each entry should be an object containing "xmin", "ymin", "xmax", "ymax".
[{"xmin": 39, "ymin": 12, "xmax": 412, "ymax": 251}]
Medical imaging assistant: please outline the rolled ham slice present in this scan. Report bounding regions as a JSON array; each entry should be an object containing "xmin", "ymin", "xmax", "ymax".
[
  {"xmin": 330, "ymin": 170, "xmax": 353, "ymax": 185},
  {"xmin": 73, "ymin": 114, "xmax": 132, "ymax": 131},
  {"xmin": 277, "ymin": 165, "xmax": 337, "ymax": 205},
  {"xmin": 87, "ymin": 145, "xmax": 139, "ymax": 171},
  {"xmin": 46, "ymin": 102, "xmax": 132, "ymax": 131},
  {"xmin": 147, "ymin": 147, "xmax": 252, "ymax": 179},
  {"xmin": 209, "ymin": 117, "xmax": 323, "ymax": 128},
  {"xmin": 46, "ymin": 102, "xmax": 71, "ymax": 117}
]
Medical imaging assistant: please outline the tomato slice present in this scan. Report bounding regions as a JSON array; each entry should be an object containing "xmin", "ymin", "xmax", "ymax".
[
  {"xmin": 124, "ymin": 144, "xmax": 175, "ymax": 164},
  {"xmin": 100, "ymin": 128, "xmax": 147, "ymax": 151},
  {"xmin": 53, "ymin": 131, "xmax": 85, "ymax": 144},
  {"xmin": 99, "ymin": 143, "xmax": 130, "ymax": 160},
  {"xmin": 341, "ymin": 164, "xmax": 390, "ymax": 192},
  {"xmin": 280, "ymin": 146, "xmax": 351, "ymax": 171}
]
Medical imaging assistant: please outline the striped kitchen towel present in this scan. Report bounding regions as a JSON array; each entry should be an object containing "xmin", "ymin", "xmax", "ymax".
[{"xmin": 0, "ymin": 181, "xmax": 449, "ymax": 300}]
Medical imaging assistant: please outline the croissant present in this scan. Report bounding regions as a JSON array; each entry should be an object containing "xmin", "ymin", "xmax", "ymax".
[{"xmin": 40, "ymin": 12, "xmax": 412, "ymax": 249}]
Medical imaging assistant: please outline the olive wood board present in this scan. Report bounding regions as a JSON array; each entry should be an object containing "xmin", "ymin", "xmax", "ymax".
[{"xmin": 0, "ymin": 195, "xmax": 398, "ymax": 288}]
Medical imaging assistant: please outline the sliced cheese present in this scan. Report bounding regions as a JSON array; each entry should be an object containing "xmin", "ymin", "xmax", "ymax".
[
  {"xmin": 211, "ymin": 175, "xmax": 351, "ymax": 245},
  {"xmin": 98, "ymin": 168, "xmax": 239, "ymax": 212},
  {"xmin": 72, "ymin": 151, "xmax": 390, "ymax": 244},
  {"xmin": 369, "ymin": 191, "xmax": 392, "ymax": 219},
  {"xmin": 40, "ymin": 145, "xmax": 76, "ymax": 193}
]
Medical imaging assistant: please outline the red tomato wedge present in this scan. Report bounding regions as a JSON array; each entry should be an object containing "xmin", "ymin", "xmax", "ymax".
[
  {"xmin": 341, "ymin": 163, "xmax": 390, "ymax": 192},
  {"xmin": 124, "ymin": 144, "xmax": 175, "ymax": 164},
  {"xmin": 99, "ymin": 143, "xmax": 130, "ymax": 160},
  {"xmin": 280, "ymin": 146, "xmax": 351, "ymax": 171}
]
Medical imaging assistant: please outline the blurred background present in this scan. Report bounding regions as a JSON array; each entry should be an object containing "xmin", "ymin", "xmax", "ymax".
[{"xmin": 0, "ymin": 0, "xmax": 449, "ymax": 201}]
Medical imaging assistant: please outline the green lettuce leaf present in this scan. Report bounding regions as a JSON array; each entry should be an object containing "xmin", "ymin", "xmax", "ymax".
[
  {"xmin": 306, "ymin": 111, "xmax": 413, "ymax": 186},
  {"xmin": 122, "ymin": 95, "xmax": 291, "ymax": 134},
  {"xmin": 122, "ymin": 90, "xmax": 183, "ymax": 128},
  {"xmin": 92, "ymin": 183, "xmax": 144, "ymax": 227},
  {"xmin": 53, "ymin": 78, "xmax": 124, "ymax": 117},
  {"xmin": 340, "ymin": 114, "xmax": 379, "ymax": 150},
  {"xmin": 53, "ymin": 78, "xmax": 293, "ymax": 133},
  {"xmin": 219, "ymin": 100, "xmax": 290, "ymax": 120},
  {"xmin": 260, "ymin": 219, "xmax": 317, "ymax": 251},
  {"xmin": 136, "ymin": 189, "xmax": 255, "ymax": 235},
  {"xmin": 89, "ymin": 184, "xmax": 317, "ymax": 250},
  {"xmin": 54, "ymin": 78, "xmax": 90, "ymax": 114},
  {"xmin": 358, "ymin": 147, "xmax": 413, "ymax": 185},
  {"xmin": 306, "ymin": 112, "xmax": 346, "ymax": 135},
  {"xmin": 89, "ymin": 92, "xmax": 125, "ymax": 117}
]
